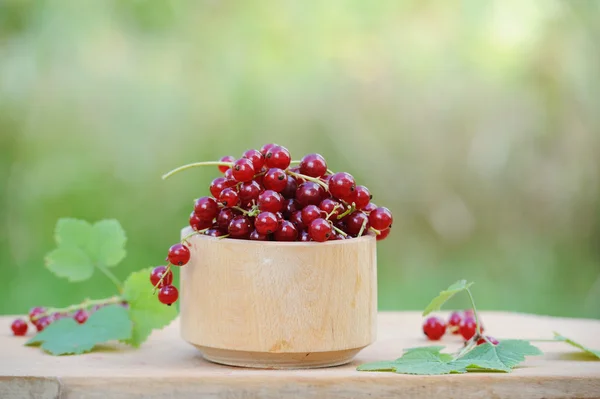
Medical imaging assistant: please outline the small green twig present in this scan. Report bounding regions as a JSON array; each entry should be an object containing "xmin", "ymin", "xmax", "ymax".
[
  {"xmin": 162, "ymin": 161, "xmax": 234, "ymax": 180},
  {"xmin": 466, "ymin": 287, "xmax": 490, "ymax": 344},
  {"xmin": 332, "ymin": 225, "xmax": 348, "ymax": 237},
  {"xmin": 286, "ymin": 170, "xmax": 329, "ymax": 190},
  {"xmin": 31, "ymin": 296, "xmax": 122, "ymax": 321},
  {"xmin": 357, "ymin": 218, "xmax": 368, "ymax": 237},
  {"xmin": 337, "ymin": 203, "xmax": 355, "ymax": 220},
  {"xmin": 96, "ymin": 264, "xmax": 123, "ymax": 293},
  {"xmin": 369, "ymin": 227, "xmax": 381, "ymax": 235},
  {"xmin": 153, "ymin": 264, "xmax": 172, "ymax": 293},
  {"xmin": 325, "ymin": 204, "xmax": 342, "ymax": 220}
]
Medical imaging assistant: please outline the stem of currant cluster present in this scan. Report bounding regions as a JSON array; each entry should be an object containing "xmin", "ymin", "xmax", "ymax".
[
  {"xmin": 337, "ymin": 203, "xmax": 356, "ymax": 219},
  {"xmin": 325, "ymin": 204, "xmax": 342, "ymax": 220},
  {"xmin": 286, "ymin": 170, "xmax": 329, "ymax": 190},
  {"xmin": 357, "ymin": 218, "xmax": 368, "ymax": 237},
  {"xmin": 182, "ymin": 228, "xmax": 208, "ymax": 245},
  {"xmin": 332, "ymin": 225, "xmax": 348, "ymax": 237},
  {"xmin": 153, "ymin": 264, "xmax": 172, "ymax": 293},
  {"xmin": 162, "ymin": 161, "xmax": 234, "ymax": 180},
  {"xmin": 369, "ymin": 227, "xmax": 382, "ymax": 235},
  {"xmin": 31, "ymin": 296, "xmax": 123, "ymax": 321},
  {"xmin": 466, "ymin": 287, "xmax": 491, "ymax": 344},
  {"xmin": 96, "ymin": 264, "xmax": 124, "ymax": 293}
]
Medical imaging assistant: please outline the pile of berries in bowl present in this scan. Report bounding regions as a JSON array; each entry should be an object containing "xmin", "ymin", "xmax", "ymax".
[{"xmin": 150, "ymin": 143, "xmax": 394, "ymax": 306}]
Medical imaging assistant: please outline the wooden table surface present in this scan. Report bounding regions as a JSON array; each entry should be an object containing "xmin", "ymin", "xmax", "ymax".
[{"xmin": 1, "ymin": 312, "xmax": 599, "ymax": 399}]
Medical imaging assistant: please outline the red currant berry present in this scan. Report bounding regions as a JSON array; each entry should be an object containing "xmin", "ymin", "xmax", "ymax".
[
  {"xmin": 319, "ymin": 198, "xmax": 342, "ymax": 219},
  {"xmin": 35, "ymin": 316, "xmax": 52, "ymax": 332},
  {"xmin": 218, "ymin": 187, "xmax": 239, "ymax": 207},
  {"xmin": 459, "ymin": 317, "xmax": 477, "ymax": 340},
  {"xmin": 209, "ymin": 177, "xmax": 236, "ymax": 198},
  {"xmin": 280, "ymin": 176, "xmax": 298, "ymax": 199},
  {"xmin": 11, "ymin": 319, "xmax": 28, "ymax": 336},
  {"xmin": 282, "ymin": 198, "xmax": 299, "ymax": 219},
  {"xmin": 228, "ymin": 216, "xmax": 252, "ymax": 239},
  {"xmin": 263, "ymin": 168, "xmax": 288, "ymax": 192},
  {"xmin": 249, "ymin": 230, "xmax": 269, "ymax": 241},
  {"xmin": 363, "ymin": 202, "xmax": 377, "ymax": 213},
  {"xmin": 448, "ymin": 311, "xmax": 462, "ymax": 334},
  {"xmin": 219, "ymin": 155, "xmax": 235, "ymax": 173},
  {"xmin": 289, "ymin": 210, "xmax": 306, "ymax": 230},
  {"xmin": 189, "ymin": 212, "xmax": 213, "ymax": 231},
  {"xmin": 28, "ymin": 306, "xmax": 46, "ymax": 323},
  {"xmin": 375, "ymin": 227, "xmax": 390, "ymax": 241},
  {"xmin": 232, "ymin": 158, "xmax": 255, "ymax": 182},
  {"xmin": 257, "ymin": 190, "xmax": 284, "ymax": 213},
  {"xmin": 296, "ymin": 182, "xmax": 325, "ymax": 206},
  {"xmin": 260, "ymin": 143, "xmax": 278, "ymax": 155},
  {"xmin": 73, "ymin": 309, "xmax": 88, "ymax": 324},
  {"xmin": 353, "ymin": 185, "xmax": 371, "ymax": 210},
  {"xmin": 345, "ymin": 211, "xmax": 370, "ymax": 236},
  {"xmin": 329, "ymin": 172, "xmax": 356, "ymax": 201},
  {"xmin": 274, "ymin": 220, "xmax": 298, "ymax": 241},
  {"xmin": 239, "ymin": 180, "xmax": 261, "ymax": 202},
  {"xmin": 477, "ymin": 336, "xmax": 499, "ymax": 345},
  {"xmin": 265, "ymin": 145, "xmax": 291, "ymax": 169},
  {"xmin": 255, "ymin": 211, "xmax": 279, "ymax": 235},
  {"xmin": 150, "ymin": 265, "xmax": 173, "ymax": 288},
  {"xmin": 299, "ymin": 153, "xmax": 327, "ymax": 177},
  {"xmin": 423, "ymin": 316, "xmax": 447, "ymax": 340},
  {"xmin": 167, "ymin": 243, "xmax": 190, "ymax": 266},
  {"xmin": 204, "ymin": 228, "xmax": 224, "ymax": 237},
  {"xmin": 369, "ymin": 207, "xmax": 393, "ymax": 231},
  {"xmin": 242, "ymin": 149, "xmax": 265, "ymax": 170},
  {"xmin": 309, "ymin": 218, "xmax": 332, "ymax": 242},
  {"xmin": 158, "ymin": 285, "xmax": 179, "ymax": 306},
  {"xmin": 194, "ymin": 196, "xmax": 219, "ymax": 220},
  {"xmin": 216, "ymin": 208, "xmax": 239, "ymax": 232},
  {"xmin": 301, "ymin": 205, "xmax": 323, "ymax": 226},
  {"xmin": 463, "ymin": 309, "xmax": 475, "ymax": 318},
  {"xmin": 298, "ymin": 229, "xmax": 311, "ymax": 242}
]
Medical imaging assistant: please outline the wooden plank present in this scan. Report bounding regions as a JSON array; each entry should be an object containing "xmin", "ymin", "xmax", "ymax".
[{"xmin": 1, "ymin": 312, "xmax": 599, "ymax": 399}]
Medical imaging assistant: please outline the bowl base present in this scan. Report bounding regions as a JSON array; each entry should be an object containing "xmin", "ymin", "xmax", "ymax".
[{"xmin": 193, "ymin": 345, "xmax": 364, "ymax": 369}]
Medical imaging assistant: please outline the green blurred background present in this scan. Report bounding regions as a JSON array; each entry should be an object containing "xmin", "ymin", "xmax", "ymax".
[{"xmin": 1, "ymin": 0, "xmax": 599, "ymax": 318}]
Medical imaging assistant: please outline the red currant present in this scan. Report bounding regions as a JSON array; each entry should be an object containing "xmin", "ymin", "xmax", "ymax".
[
  {"xmin": 216, "ymin": 208, "xmax": 239, "ymax": 232},
  {"xmin": 309, "ymin": 218, "xmax": 332, "ymax": 242},
  {"xmin": 232, "ymin": 158, "xmax": 255, "ymax": 182},
  {"xmin": 257, "ymin": 190, "xmax": 284, "ymax": 213},
  {"xmin": 260, "ymin": 143, "xmax": 278, "ymax": 155},
  {"xmin": 265, "ymin": 145, "xmax": 291, "ymax": 169},
  {"xmin": 369, "ymin": 207, "xmax": 393, "ymax": 231},
  {"xmin": 249, "ymin": 230, "xmax": 269, "ymax": 241},
  {"xmin": 35, "ymin": 316, "xmax": 52, "ymax": 332},
  {"xmin": 194, "ymin": 196, "xmax": 219, "ymax": 221},
  {"xmin": 299, "ymin": 153, "xmax": 327, "ymax": 177},
  {"xmin": 375, "ymin": 227, "xmax": 390, "ymax": 241},
  {"xmin": 73, "ymin": 309, "xmax": 88, "ymax": 324},
  {"xmin": 204, "ymin": 228, "xmax": 224, "ymax": 237},
  {"xmin": 189, "ymin": 212, "xmax": 213, "ymax": 231},
  {"xmin": 11, "ymin": 319, "xmax": 28, "ymax": 336},
  {"xmin": 218, "ymin": 187, "xmax": 239, "ymax": 207},
  {"xmin": 158, "ymin": 285, "xmax": 179, "ymax": 306},
  {"xmin": 464, "ymin": 309, "xmax": 475, "ymax": 318},
  {"xmin": 239, "ymin": 180, "xmax": 261, "ymax": 202},
  {"xmin": 242, "ymin": 149, "xmax": 265, "ymax": 170},
  {"xmin": 224, "ymin": 168, "xmax": 234, "ymax": 179},
  {"xmin": 448, "ymin": 311, "xmax": 462, "ymax": 334},
  {"xmin": 459, "ymin": 317, "xmax": 477, "ymax": 340},
  {"xmin": 298, "ymin": 229, "xmax": 311, "ymax": 242},
  {"xmin": 280, "ymin": 176, "xmax": 298, "ymax": 199},
  {"xmin": 228, "ymin": 216, "xmax": 252, "ymax": 239},
  {"xmin": 319, "ymin": 198, "xmax": 342, "ymax": 218},
  {"xmin": 329, "ymin": 172, "xmax": 356, "ymax": 201},
  {"xmin": 167, "ymin": 243, "xmax": 190, "ymax": 266},
  {"xmin": 209, "ymin": 177, "xmax": 236, "ymax": 198},
  {"xmin": 255, "ymin": 212, "xmax": 279, "ymax": 235},
  {"xmin": 301, "ymin": 205, "xmax": 323, "ymax": 226},
  {"xmin": 282, "ymin": 198, "xmax": 299, "ymax": 218},
  {"xmin": 28, "ymin": 306, "xmax": 46, "ymax": 323},
  {"xmin": 363, "ymin": 202, "xmax": 377, "ymax": 213},
  {"xmin": 289, "ymin": 210, "xmax": 306, "ymax": 230},
  {"xmin": 477, "ymin": 336, "xmax": 499, "ymax": 345},
  {"xmin": 150, "ymin": 265, "xmax": 173, "ymax": 288},
  {"xmin": 219, "ymin": 155, "xmax": 235, "ymax": 173},
  {"xmin": 274, "ymin": 220, "xmax": 298, "ymax": 241},
  {"xmin": 353, "ymin": 185, "xmax": 371, "ymax": 210},
  {"xmin": 296, "ymin": 182, "xmax": 324, "ymax": 206},
  {"xmin": 423, "ymin": 316, "xmax": 446, "ymax": 340},
  {"xmin": 345, "ymin": 211, "xmax": 370, "ymax": 236},
  {"xmin": 263, "ymin": 168, "xmax": 288, "ymax": 192}
]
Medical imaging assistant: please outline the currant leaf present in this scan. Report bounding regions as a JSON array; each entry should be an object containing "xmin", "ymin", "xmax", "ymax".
[
  {"xmin": 422, "ymin": 279, "xmax": 473, "ymax": 316},
  {"xmin": 553, "ymin": 332, "xmax": 600, "ymax": 359},
  {"xmin": 87, "ymin": 219, "xmax": 127, "ymax": 267},
  {"xmin": 45, "ymin": 246, "xmax": 94, "ymax": 282},
  {"xmin": 453, "ymin": 340, "xmax": 542, "ymax": 372},
  {"xmin": 122, "ymin": 268, "xmax": 177, "ymax": 347},
  {"xmin": 356, "ymin": 361, "xmax": 397, "ymax": 371},
  {"xmin": 392, "ymin": 348, "xmax": 466, "ymax": 375},
  {"xmin": 25, "ymin": 305, "xmax": 132, "ymax": 355},
  {"xmin": 55, "ymin": 218, "xmax": 93, "ymax": 248}
]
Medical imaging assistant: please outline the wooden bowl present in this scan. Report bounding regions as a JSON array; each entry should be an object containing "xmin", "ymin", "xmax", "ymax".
[{"xmin": 180, "ymin": 227, "xmax": 377, "ymax": 369}]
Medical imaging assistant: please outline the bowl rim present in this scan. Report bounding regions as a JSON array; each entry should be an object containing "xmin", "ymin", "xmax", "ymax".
[{"xmin": 181, "ymin": 226, "xmax": 376, "ymax": 247}]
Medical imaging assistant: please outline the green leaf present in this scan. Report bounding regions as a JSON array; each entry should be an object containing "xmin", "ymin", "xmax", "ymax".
[
  {"xmin": 423, "ymin": 280, "xmax": 473, "ymax": 316},
  {"xmin": 553, "ymin": 332, "xmax": 600, "ymax": 359},
  {"xmin": 358, "ymin": 346, "xmax": 464, "ymax": 375},
  {"xmin": 26, "ymin": 305, "xmax": 132, "ymax": 355},
  {"xmin": 55, "ymin": 218, "xmax": 92, "ymax": 248},
  {"xmin": 400, "ymin": 346, "xmax": 453, "ymax": 362},
  {"xmin": 453, "ymin": 340, "xmax": 542, "ymax": 372},
  {"xmin": 122, "ymin": 268, "xmax": 177, "ymax": 347},
  {"xmin": 356, "ymin": 361, "xmax": 397, "ymax": 371},
  {"xmin": 87, "ymin": 220, "xmax": 127, "ymax": 267},
  {"xmin": 45, "ymin": 247, "xmax": 94, "ymax": 282}
]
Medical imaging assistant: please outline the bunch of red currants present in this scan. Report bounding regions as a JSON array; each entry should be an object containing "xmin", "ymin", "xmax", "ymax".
[
  {"xmin": 151, "ymin": 143, "xmax": 394, "ymax": 306},
  {"xmin": 422, "ymin": 310, "xmax": 498, "ymax": 345}
]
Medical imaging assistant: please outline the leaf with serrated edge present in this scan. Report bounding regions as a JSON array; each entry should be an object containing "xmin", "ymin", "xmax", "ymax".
[
  {"xmin": 356, "ymin": 361, "xmax": 397, "ymax": 371},
  {"xmin": 45, "ymin": 246, "xmax": 94, "ymax": 282},
  {"xmin": 122, "ymin": 268, "xmax": 177, "ymax": 347},
  {"xmin": 55, "ymin": 219, "xmax": 93, "ymax": 248},
  {"xmin": 452, "ymin": 340, "xmax": 542, "ymax": 372},
  {"xmin": 553, "ymin": 332, "xmax": 600, "ymax": 359},
  {"xmin": 398, "ymin": 346, "xmax": 453, "ymax": 362},
  {"xmin": 87, "ymin": 220, "xmax": 127, "ymax": 267},
  {"xmin": 393, "ymin": 348, "xmax": 466, "ymax": 375},
  {"xmin": 423, "ymin": 280, "xmax": 473, "ymax": 316},
  {"xmin": 26, "ymin": 305, "xmax": 131, "ymax": 355}
]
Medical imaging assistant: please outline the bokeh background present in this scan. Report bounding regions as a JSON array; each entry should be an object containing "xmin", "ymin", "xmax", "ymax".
[{"xmin": 1, "ymin": 0, "xmax": 599, "ymax": 317}]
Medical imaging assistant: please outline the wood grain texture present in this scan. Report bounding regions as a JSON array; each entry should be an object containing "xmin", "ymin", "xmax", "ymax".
[
  {"xmin": 180, "ymin": 231, "xmax": 377, "ymax": 367},
  {"xmin": 1, "ymin": 312, "xmax": 600, "ymax": 399}
]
